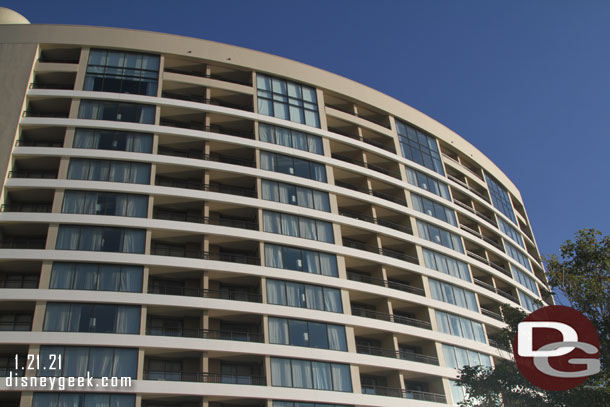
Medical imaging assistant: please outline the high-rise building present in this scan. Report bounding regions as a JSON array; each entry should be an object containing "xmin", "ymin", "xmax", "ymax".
[{"xmin": 0, "ymin": 8, "xmax": 551, "ymax": 407}]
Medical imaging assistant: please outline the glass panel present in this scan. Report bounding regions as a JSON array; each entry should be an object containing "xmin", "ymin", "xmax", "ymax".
[
  {"xmin": 291, "ymin": 359, "xmax": 313, "ymax": 388},
  {"xmin": 330, "ymin": 364, "xmax": 352, "ymax": 392},
  {"xmin": 327, "ymin": 324, "xmax": 347, "ymax": 351},
  {"xmin": 271, "ymin": 358, "xmax": 292, "ymax": 387},
  {"xmin": 312, "ymin": 361, "xmax": 332, "ymax": 390},
  {"xmin": 289, "ymin": 319, "xmax": 308, "ymax": 347},
  {"xmin": 269, "ymin": 317, "xmax": 289, "ymax": 345},
  {"xmin": 308, "ymin": 322, "xmax": 329, "ymax": 349}
]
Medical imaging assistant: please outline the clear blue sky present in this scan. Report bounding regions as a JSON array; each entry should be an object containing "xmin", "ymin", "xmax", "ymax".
[{"xmin": 5, "ymin": 1, "xmax": 609, "ymax": 277}]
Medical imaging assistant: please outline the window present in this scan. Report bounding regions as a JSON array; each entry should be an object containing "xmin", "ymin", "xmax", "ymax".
[
  {"xmin": 68, "ymin": 158, "xmax": 151, "ymax": 184},
  {"xmin": 519, "ymin": 290, "xmax": 540, "ymax": 312},
  {"xmin": 85, "ymin": 49, "xmax": 159, "ymax": 96},
  {"xmin": 411, "ymin": 193, "xmax": 457, "ymax": 226},
  {"xmin": 43, "ymin": 303, "xmax": 140, "ymax": 334},
  {"xmin": 78, "ymin": 100, "xmax": 155, "ymax": 124},
  {"xmin": 266, "ymin": 279, "xmax": 342, "ymax": 313},
  {"xmin": 271, "ymin": 358, "xmax": 351, "ymax": 392},
  {"xmin": 257, "ymin": 74, "xmax": 320, "ymax": 127},
  {"xmin": 504, "ymin": 240, "xmax": 532, "ymax": 271},
  {"xmin": 74, "ymin": 128, "xmax": 153, "ymax": 153},
  {"xmin": 417, "ymin": 220, "xmax": 464, "ymax": 253},
  {"xmin": 56, "ymin": 225, "xmax": 146, "ymax": 254},
  {"xmin": 443, "ymin": 344, "xmax": 492, "ymax": 369},
  {"xmin": 62, "ymin": 190, "xmax": 148, "ymax": 218},
  {"xmin": 422, "ymin": 248, "xmax": 471, "ymax": 281},
  {"xmin": 512, "ymin": 265, "xmax": 539, "ymax": 296},
  {"xmin": 498, "ymin": 217, "xmax": 524, "ymax": 248},
  {"xmin": 264, "ymin": 243, "xmax": 338, "ymax": 277},
  {"xmin": 263, "ymin": 211, "xmax": 334, "ymax": 243},
  {"xmin": 260, "ymin": 151, "xmax": 327, "ymax": 182},
  {"xmin": 50, "ymin": 262, "xmax": 142, "ymax": 293},
  {"xmin": 269, "ymin": 317, "xmax": 347, "ymax": 351},
  {"xmin": 33, "ymin": 393, "xmax": 135, "ymax": 407},
  {"xmin": 38, "ymin": 346, "xmax": 137, "ymax": 378},
  {"xmin": 429, "ymin": 279, "xmax": 478, "ymax": 311},
  {"xmin": 259, "ymin": 123, "xmax": 323, "ymax": 154},
  {"xmin": 396, "ymin": 120, "xmax": 444, "ymax": 174},
  {"xmin": 485, "ymin": 173, "xmax": 517, "ymax": 224},
  {"xmin": 262, "ymin": 180, "xmax": 330, "ymax": 212},
  {"xmin": 449, "ymin": 380, "xmax": 467, "ymax": 405},
  {"xmin": 436, "ymin": 311, "xmax": 486, "ymax": 343},
  {"xmin": 405, "ymin": 167, "xmax": 451, "ymax": 200}
]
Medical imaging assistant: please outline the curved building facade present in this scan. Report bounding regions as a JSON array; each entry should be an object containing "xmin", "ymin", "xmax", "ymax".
[{"xmin": 0, "ymin": 20, "xmax": 550, "ymax": 407}]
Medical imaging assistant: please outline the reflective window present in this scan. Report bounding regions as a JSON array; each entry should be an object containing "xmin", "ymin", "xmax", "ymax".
[
  {"xmin": 33, "ymin": 393, "xmax": 135, "ymax": 407},
  {"xmin": 259, "ymin": 123, "xmax": 323, "ymax": 154},
  {"xmin": 443, "ymin": 344, "xmax": 492, "ymax": 369},
  {"xmin": 422, "ymin": 248, "xmax": 471, "ymax": 281},
  {"xmin": 257, "ymin": 74, "xmax": 320, "ymax": 127},
  {"xmin": 263, "ymin": 211, "xmax": 334, "ymax": 243},
  {"xmin": 269, "ymin": 317, "xmax": 347, "ymax": 351},
  {"xmin": 38, "ymin": 346, "xmax": 137, "ymax": 378},
  {"xmin": 264, "ymin": 244, "xmax": 338, "ymax": 277},
  {"xmin": 411, "ymin": 193, "xmax": 457, "ymax": 226},
  {"xmin": 261, "ymin": 151, "xmax": 327, "ymax": 182},
  {"xmin": 430, "ymin": 279, "xmax": 478, "ymax": 311},
  {"xmin": 485, "ymin": 173, "xmax": 517, "ymax": 224},
  {"xmin": 266, "ymin": 279, "xmax": 342, "ymax": 313},
  {"xmin": 62, "ymin": 190, "xmax": 148, "ymax": 218},
  {"xmin": 271, "ymin": 358, "xmax": 351, "ymax": 391},
  {"xmin": 50, "ymin": 262, "xmax": 142, "ymax": 293},
  {"xmin": 43, "ymin": 303, "xmax": 140, "ymax": 334},
  {"xmin": 436, "ymin": 310, "xmax": 486, "ymax": 343},
  {"xmin": 56, "ymin": 225, "xmax": 145, "ymax": 254},
  {"xmin": 396, "ymin": 120, "xmax": 444, "ymax": 174},
  {"xmin": 78, "ymin": 100, "xmax": 155, "ymax": 124},
  {"xmin": 504, "ymin": 240, "xmax": 532, "ymax": 271},
  {"xmin": 68, "ymin": 158, "xmax": 150, "ymax": 184},
  {"xmin": 449, "ymin": 380, "xmax": 467, "ymax": 405},
  {"xmin": 262, "ymin": 180, "xmax": 330, "ymax": 212},
  {"xmin": 518, "ymin": 290, "xmax": 540, "ymax": 312},
  {"xmin": 512, "ymin": 265, "xmax": 539, "ymax": 296},
  {"xmin": 85, "ymin": 49, "xmax": 159, "ymax": 96},
  {"xmin": 498, "ymin": 217, "xmax": 524, "ymax": 248},
  {"xmin": 74, "ymin": 128, "xmax": 153, "ymax": 153},
  {"xmin": 405, "ymin": 167, "xmax": 451, "ymax": 200},
  {"xmin": 417, "ymin": 220, "xmax": 464, "ymax": 253}
]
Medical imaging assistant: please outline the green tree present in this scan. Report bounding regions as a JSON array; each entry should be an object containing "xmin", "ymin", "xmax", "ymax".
[{"xmin": 456, "ymin": 229, "xmax": 610, "ymax": 406}]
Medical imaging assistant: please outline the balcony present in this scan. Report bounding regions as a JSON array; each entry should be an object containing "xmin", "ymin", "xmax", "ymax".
[
  {"xmin": 155, "ymin": 177, "xmax": 257, "ymax": 198},
  {"xmin": 0, "ymin": 273, "xmax": 39, "ymax": 289},
  {"xmin": 351, "ymin": 306, "xmax": 431, "ymax": 330},
  {"xmin": 0, "ymin": 314, "xmax": 32, "ymax": 331},
  {"xmin": 144, "ymin": 371, "xmax": 265, "ymax": 385},
  {"xmin": 347, "ymin": 271, "xmax": 424, "ymax": 296},
  {"xmin": 332, "ymin": 153, "xmax": 401, "ymax": 179},
  {"xmin": 151, "ymin": 245, "xmax": 260, "ymax": 266},
  {"xmin": 361, "ymin": 384, "xmax": 446, "ymax": 403},
  {"xmin": 0, "ymin": 239, "xmax": 46, "ymax": 249},
  {"xmin": 153, "ymin": 209, "xmax": 258, "ymax": 230},
  {"xmin": 335, "ymin": 181, "xmax": 407, "ymax": 207},
  {"xmin": 339, "ymin": 208, "xmax": 412, "ymax": 234},
  {"xmin": 473, "ymin": 278, "xmax": 519, "ymax": 303},
  {"xmin": 343, "ymin": 238, "xmax": 418, "ymax": 265},
  {"xmin": 8, "ymin": 170, "xmax": 57, "ymax": 179},
  {"xmin": 146, "ymin": 327, "xmax": 264, "ymax": 342},
  {"xmin": 149, "ymin": 283, "xmax": 262, "ymax": 303},
  {"xmin": 0, "ymin": 203, "xmax": 52, "ymax": 213},
  {"xmin": 356, "ymin": 343, "xmax": 438, "ymax": 365}
]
